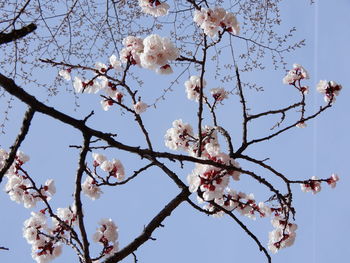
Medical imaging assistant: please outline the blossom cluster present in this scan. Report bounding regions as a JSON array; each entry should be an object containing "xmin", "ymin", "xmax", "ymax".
[
  {"xmin": 184, "ymin": 76, "xmax": 229, "ymax": 103},
  {"xmin": 138, "ymin": 0, "xmax": 169, "ymax": 17},
  {"xmin": 300, "ymin": 174, "xmax": 339, "ymax": 194},
  {"xmin": 23, "ymin": 206, "xmax": 78, "ymax": 263},
  {"xmin": 2, "ymin": 149, "xmax": 56, "ymax": 208},
  {"xmin": 316, "ymin": 80, "xmax": 342, "ymax": 103},
  {"xmin": 93, "ymin": 218, "xmax": 119, "ymax": 256},
  {"xmin": 165, "ymin": 120, "xmax": 240, "ymax": 202},
  {"xmin": 197, "ymin": 186, "xmax": 298, "ymax": 254},
  {"xmin": 202, "ymin": 188, "xmax": 272, "ymax": 219},
  {"xmin": 268, "ymin": 217, "xmax": 298, "ymax": 253},
  {"xmin": 193, "ymin": 7, "xmax": 240, "ymax": 37},
  {"xmin": 23, "ymin": 207, "xmax": 119, "ymax": 262},
  {"xmin": 81, "ymin": 153, "xmax": 125, "ymax": 200},
  {"xmin": 283, "ymin": 63, "xmax": 309, "ymax": 85},
  {"xmin": 120, "ymin": 34, "xmax": 179, "ymax": 74}
]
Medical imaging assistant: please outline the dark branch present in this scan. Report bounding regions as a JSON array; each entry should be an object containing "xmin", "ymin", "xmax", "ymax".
[
  {"xmin": 0, "ymin": 23, "xmax": 37, "ymax": 45},
  {"xmin": 74, "ymin": 134, "xmax": 92, "ymax": 263},
  {"xmin": 0, "ymin": 107, "xmax": 35, "ymax": 184},
  {"xmin": 103, "ymin": 190, "xmax": 190, "ymax": 263}
]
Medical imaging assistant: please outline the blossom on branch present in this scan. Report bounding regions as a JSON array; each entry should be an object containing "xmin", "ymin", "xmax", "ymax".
[
  {"xmin": 268, "ymin": 217, "xmax": 297, "ymax": 253},
  {"xmin": 283, "ymin": 63, "xmax": 309, "ymax": 85},
  {"xmin": 300, "ymin": 176, "xmax": 321, "ymax": 194},
  {"xmin": 164, "ymin": 119, "xmax": 194, "ymax": 151},
  {"xmin": 93, "ymin": 218, "xmax": 119, "ymax": 256},
  {"xmin": 133, "ymin": 101, "xmax": 148, "ymax": 114},
  {"xmin": 193, "ymin": 7, "xmax": 240, "ymax": 37},
  {"xmin": 184, "ymin": 75, "xmax": 206, "ymax": 101},
  {"xmin": 316, "ymin": 80, "xmax": 342, "ymax": 103},
  {"xmin": 82, "ymin": 176, "xmax": 103, "ymax": 200},
  {"xmin": 138, "ymin": 0, "xmax": 170, "ymax": 17}
]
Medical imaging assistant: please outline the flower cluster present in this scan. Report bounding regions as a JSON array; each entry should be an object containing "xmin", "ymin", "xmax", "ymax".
[
  {"xmin": 138, "ymin": 0, "xmax": 169, "ymax": 17},
  {"xmin": 283, "ymin": 63, "xmax": 309, "ymax": 85},
  {"xmin": 165, "ymin": 120, "xmax": 241, "ymax": 202},
  {"xmin": 268, "ymin": 217, "xmax": 297, "ymax": 253},
  {"xmin": 193, "ymin": 7, "xmax": 240, "ymax": 37},
  {"xmin": 164, "ymin": 119, "xmax": 194, "ymax": 151},
  {"xmin": 120, "ymin": 34, "xmax": 178, "ymax": 74},
  {"xmin": 204, "ymin": 189, "xmax": 272, "ymax": 219},
  {"xmin": 133, "ymin": 101, "xmax": 148, "ymax": 114},
  {"xmin": 93, "ymin": 218, "xmax": 119, "ymax": 256},
  {"xmin": 23, "ymin": 212, "xmax": 63, "ymax": 263},
  {"xmin": 82, "ymin": 153, "xmax": 125, "ymax": 200},
  {"xmin": 3, "ymin": 149, "xmax": 56, "ymax": 208},
  {"xmin": 140, "ymin": 34, "xmax": 179, "ymax": 74},
  {"xmin": 82, "ymin": 176, "xmax": 103, "ymax": 200},
  {"xmin": 316, "ymin": 80, "xmax": 342, "ymax": 103},
  {"xmin": 210, "ymin": 87, "xmax": 229, "ymax": 101},
  {"xmin": 23, "ymin": 205, "xmax": 77, "ymax": 263},
  {"xmin": 184, "ymin": 76, "xmax": 206, "ymax": 101},
  {"xmin": 187, "ymin": 153, "xmax": 241, "ymax": 201},
  {"xmin": 301, "ymin": 174, "xmax": 339, "ymax": 194}
]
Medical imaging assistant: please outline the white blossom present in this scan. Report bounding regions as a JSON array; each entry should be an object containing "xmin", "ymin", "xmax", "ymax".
[
  {"xmin": 327, "ymin": 173, "xmax": 339, "ymax": 188},
  {"xmin": 133, "ymin": 101, "xmax": 148, "ymax": 114},
  {"xmin": 316, "ymin": 80, "xmax": 342, "ymax": 103},
  {"xmin": 165, "ymin": 119, "xmax": 194, "ymax": 151},
  {"xmin": 210, "ymin": 88, "xmax": 229, "ymax": 101},
  {"xmin": 82, "ymin": 176, "xmax": 103, "ymax": 200},
  {"xmin": 283, "ymin": 64, "xmax": 309, "ymax": 85},
  {"xmin": 109, "ymin": 55, "xmax": 122, "ymax": 71},
  {"xmin": 92, "ymin": 153, "xmax": 107, "ymax": 167},
  {"xmin": 184, "ymin": 76, "xmax": 206, "ymax": 101},
  {"xmin": 100, "ymin": 159, "xmax": 125, "ymax": 181},
  {"xmin": 194, "ymin": 7, "xmax": 239, "ymax": 38},
  {"xmin": 300, "ymin": 176, "xmax": 321, "ymax": 194},
  {"xmin": 58, "ymin": 69, "xmax": 71, "ymax": 81},
  {"xmin": 139, "ymin": 0, "xmax": 170, "ymax": 17}
]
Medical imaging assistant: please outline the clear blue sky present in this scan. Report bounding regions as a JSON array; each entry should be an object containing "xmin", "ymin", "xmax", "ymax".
[{"xmin": 0, "ymin": 1, "xmax": 349, "ymax": 263}]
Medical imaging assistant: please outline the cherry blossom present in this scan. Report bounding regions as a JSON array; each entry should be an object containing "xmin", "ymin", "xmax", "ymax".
[
  {"xmin": 193, "ymin": 7, "xmax": 240, "ymax": 38},
  {"xmin": 184, "ymin": 75, "xmax": 206, "ymax": 101},
  {"xmin": 316, "ymin": 80, "xmax": 342, "ymax": 103},
  {"xmin": 283, "ymin": 64, "xmax": 309, "ymax": 85},
  {"xmin": 210, "ymin": 87, "xmax": 229, "ymax": 101},
  {"xmin": 92, "ymin": 153, "xmax": 107, "ymax": 167},
  {"xmin": 133, "ymin": 101, "xmax": 148, "ymax": 114},
  {"xmin": 296, "ymin": 121, "xmax": 307, "ymax": 128},
  {"xmin": 140, "ymin": 34, "xmax": 178, "ymax": 72},
  {"xmin": 164, "ymin": 119, "xmax": 194, "ymax": 151},
  {"xmin": 58, "ymin": 69, "xmax": 71, "ymax": 81},
  {"xmin": 23, "ymin": 212, "xmax": 63, "ymax": 263},
  {"xmin": 300, "ymin": 176, "xmax": 321, "ymax": 194},
  {"xmin": 120, "ymin": 36, "xmax": 144, "ymax": 65},
  {"xmin": 139, "ymin": 0, "xmax": 170, "ymax": 17},
  {"xmin": 268, "ymin": 217, "xmax": 297, "ymax": 253},
  {"xmin": 327, "ymin": 173, "xmax": 339, "ymax": 188},
  {"xmin": 93, "ymin": 218, "xmax": 119, "ymax": 256},
  {"xmin": 100, "ymin": 159, "xmax": 125, "ymax": 181},
  {"xmin": 109, "ymin": 55, "xmax": 122, "ymax": 71},
  {"xmin": 82, "ymin": 176, "xmax": 103, "ymax": 200}
]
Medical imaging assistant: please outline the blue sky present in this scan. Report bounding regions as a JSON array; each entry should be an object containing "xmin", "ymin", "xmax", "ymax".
[{"xmin": 0, "ymin": 1, "xmax": 349, "ymax": 263}]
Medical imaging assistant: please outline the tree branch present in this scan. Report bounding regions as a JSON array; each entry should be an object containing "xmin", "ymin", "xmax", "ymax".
[
  {"xmin": 74, "ymin": 134, "xmax": 92, "ymax": 263},
  {"xmin": 0, "ymin": 23, "xmax": 37, "ymax": 45},
  {"xmin": 0, "ymin": 107, "xmax": 35, "ymax": 184},
  {"xmin": 103, "ymin": 190, "xmax": 190, "ymax": 263}
]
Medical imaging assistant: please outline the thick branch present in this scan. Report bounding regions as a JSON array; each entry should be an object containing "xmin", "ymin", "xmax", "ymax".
[
  {"xmin": 0, "ymin": 107, "xmax": 35, "ymax": 183},
  {"xmin": 103, "ymin": 190, "xmax": 190, "ymax": 263},
  {"xmin": 0, "ymin": 23, "xmax": 37, "ymax": 45},
  {"xmin": 74, "ymin": 134, "xmax": 92, "ymax": 263}
]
